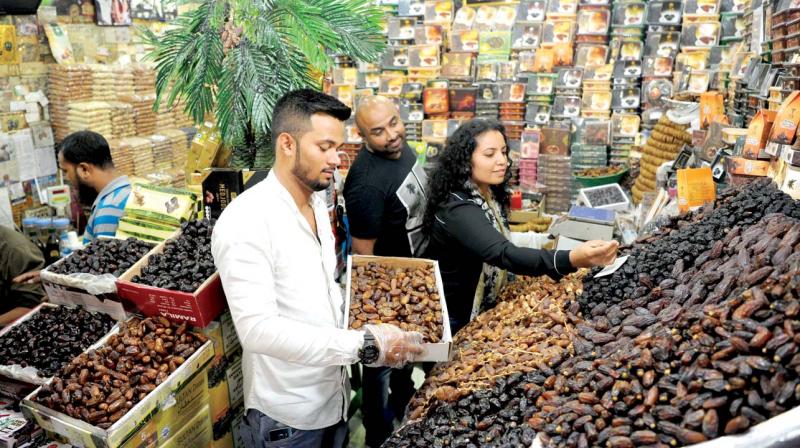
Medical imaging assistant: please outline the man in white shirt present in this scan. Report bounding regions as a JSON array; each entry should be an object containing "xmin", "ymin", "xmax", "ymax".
[{"xmin": 212, "ymin": 89, "xmax": 423, "ymax": 448}]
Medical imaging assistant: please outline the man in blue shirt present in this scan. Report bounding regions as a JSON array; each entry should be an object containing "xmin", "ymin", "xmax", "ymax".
[
  {"xmin": 57, "ymin": 131, "xmax": 131, "ymax": 244},
  {"xmin": 13, "ymin": 131, "xmax": 131, "ymax": 285}
]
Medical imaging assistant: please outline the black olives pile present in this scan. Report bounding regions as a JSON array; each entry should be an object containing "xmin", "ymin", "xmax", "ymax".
[
  {"xmin": 0, "ymin": 306, "xmax": 115, "ymax": 377},
  {"xmin": 49, "ymin": 238, "xmax": 153, "ymax": 277},
  {"xmin": 579, "ymin": 179, "xmax": 800, "ymax": 316},
  {"xmin": 131, "ymin": 219, "xmax": 215, "ymax": 293}
]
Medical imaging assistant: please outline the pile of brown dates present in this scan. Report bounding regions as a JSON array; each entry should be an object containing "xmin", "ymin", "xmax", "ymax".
[
  {"xmin": 406, "ymin": 274, "xmax": 582, "ymax": 421},
  {"xmin": 580, "ymin": 179, "xmax": 800, "ymax": 317},
  {"xmin": 385, "ymin": 187, "xmax": 800, "ymax": 448},
  {"xmin": 0, "ymin": 306, "xmax": 114, "ymax": 377},
  {"xmin": 35, "ymin": 316, "xmax": 207, "ymax": 428},
  {"xmin": 349, "ymin": 262, "xmax": 443, "ymax": 343}
]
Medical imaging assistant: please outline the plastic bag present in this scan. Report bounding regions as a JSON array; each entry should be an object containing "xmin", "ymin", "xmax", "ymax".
[{"xmin": 39, "ymin": 269, "xmax": 118, "ymax": 295}]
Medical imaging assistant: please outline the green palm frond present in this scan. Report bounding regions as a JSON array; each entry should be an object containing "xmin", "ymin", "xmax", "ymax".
[{"xmin": 144, "ymin": 0, "xmax": 384, "ymax": 168}]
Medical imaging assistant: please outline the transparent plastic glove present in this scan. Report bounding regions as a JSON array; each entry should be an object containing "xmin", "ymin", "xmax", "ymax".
[{"xmin": 364, "ymin": 324, "xmax": 424, "ymax": 368}]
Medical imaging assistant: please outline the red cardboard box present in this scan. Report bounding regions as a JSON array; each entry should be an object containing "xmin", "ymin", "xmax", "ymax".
[{"xmin": 116, "ymin": 235, "xmax": 226, "ymax": 327}]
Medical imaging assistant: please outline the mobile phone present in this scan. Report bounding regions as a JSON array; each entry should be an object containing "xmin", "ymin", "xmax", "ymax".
[{"xmin": 267, "ymin": 427, "xmax": 296, "ymax": 441}]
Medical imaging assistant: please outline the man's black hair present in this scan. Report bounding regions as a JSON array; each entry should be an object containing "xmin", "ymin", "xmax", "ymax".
[
  {"xmin": 58, "ymin": 130, "xmax": 114, "ymax": 169},
  {"xmin": 271, "ymin": 89, "xmax": 351, "ymax": 149}
]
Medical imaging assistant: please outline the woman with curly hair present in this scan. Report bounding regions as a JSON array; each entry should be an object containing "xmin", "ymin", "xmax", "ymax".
[{"xmin": 423, "ymin": 119, "xmax": 618, "ymax": 333}]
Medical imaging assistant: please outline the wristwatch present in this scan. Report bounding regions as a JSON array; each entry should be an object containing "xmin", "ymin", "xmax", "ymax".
[{"xmin": 358, "ymin": 329, "xmax": 380, "ymax": 365}]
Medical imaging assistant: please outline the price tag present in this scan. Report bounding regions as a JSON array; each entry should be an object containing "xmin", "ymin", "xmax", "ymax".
[{"xmin": 594, "ymin": 255, "xmax": 629, "ymax": 278}]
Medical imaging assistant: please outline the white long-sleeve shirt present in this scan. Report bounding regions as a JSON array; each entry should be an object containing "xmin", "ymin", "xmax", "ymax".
[{"xmin": 211, "ymin": 171, "xmax": 363, "ymax": 430}]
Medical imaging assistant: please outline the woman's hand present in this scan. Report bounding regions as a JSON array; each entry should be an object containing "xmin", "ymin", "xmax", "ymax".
[{"xmin": 569, "ymin": 240, "xmax": 619, "ymax": 268}]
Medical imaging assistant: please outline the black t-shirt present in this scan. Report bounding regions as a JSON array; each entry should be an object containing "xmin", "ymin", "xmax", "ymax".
[{"xmin": 343, "ymin": 143, "xmax": 428, "ymax": 258}]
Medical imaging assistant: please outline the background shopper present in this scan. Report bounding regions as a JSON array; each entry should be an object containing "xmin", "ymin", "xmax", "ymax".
[{"xmin": 343, "ymin": 96, "xmax": 427, "ymax": 447}]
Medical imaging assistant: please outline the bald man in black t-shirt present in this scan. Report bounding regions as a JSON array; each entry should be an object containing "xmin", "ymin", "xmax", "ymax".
[{"xmin": 343, "ymin": 96, "xmax": 429, "ymax": 447}]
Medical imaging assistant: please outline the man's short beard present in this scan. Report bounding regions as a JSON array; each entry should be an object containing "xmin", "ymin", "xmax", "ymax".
[{"xmin": 292, "ymin": 148, "xmax": 329, "ymax": 192}]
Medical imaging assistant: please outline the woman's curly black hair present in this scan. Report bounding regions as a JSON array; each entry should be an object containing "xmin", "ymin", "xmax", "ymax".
[{"xmin": 422, "ymin": 119, "xmax": 512, "ymax": 234}]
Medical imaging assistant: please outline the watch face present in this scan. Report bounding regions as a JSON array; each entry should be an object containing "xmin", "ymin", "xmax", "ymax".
[{"xmin": 361, "ymin": 345, "xmax": 380, "ymax": 364}]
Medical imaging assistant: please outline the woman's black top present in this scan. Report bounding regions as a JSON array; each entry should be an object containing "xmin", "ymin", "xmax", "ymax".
[{"xmin": 425, "ymin": 191, "xmax": 576, "ymax": 330}]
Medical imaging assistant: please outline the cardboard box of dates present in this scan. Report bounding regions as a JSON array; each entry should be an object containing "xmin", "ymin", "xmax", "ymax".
[
  {"xmin": 116, "ymin": 222, "xmax": 226, "ymax": 328},
  {"xmin": 345, "ymin": 255, "xmax": 452, "ymax": 362},
  {"xmin": 40, "ymin": 238, "xmax": 155, "ymax": 321},
  {"xmin": 21, "ymin": 317, "xmax": 214, "ymax": 448}
]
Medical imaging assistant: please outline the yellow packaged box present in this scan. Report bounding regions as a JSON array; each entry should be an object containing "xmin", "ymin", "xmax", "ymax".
[
  {"xmin": 677, "ymin": 167, "xmax": 716, "ymax": 213},
  {"xmin": 226, "ymin": 355, "xmax": 244, "ymax": 410},
  {"xmin": 160, "ymin": 404, "xmax": 213, "ymax": 448},
  {"xmin": 124, "ymin": 183, "xmax": 198, "ymax": 227},
  {"xmin": 186, "ymin": 122, "xmax": 223, "ymax": 176},
  {"xmin": 0, "ymin": 25, "xmax": 19, "ymax": 65},
  {"xmin": 209, "ymin": 375, "xmax": 231, "ymax": 428},
  {"xmin": 116, "ymin": 217, "xmax": 179, "ymax": 243},
  {"xmin": 202, "ymin": 323, "xmax": 233, "ymax": 427},
  {"xmin": 21, "ymin": 340, "xmax": 214, "ymax": 448}
]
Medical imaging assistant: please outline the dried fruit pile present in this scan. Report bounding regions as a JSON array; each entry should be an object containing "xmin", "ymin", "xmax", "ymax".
[
  {"xmin": 349, "ymin": 261, "xmax": 444, "ymax": 343},
  {"xmin": 49, "ymin": 238, "xmax": 153, "ymax": 277},
  {"xmin": 34, "ymin": 317, "xmax": 207, "ymax": 429},
  {"xmin": 580, "ymin": 178, "xmax": 800, "ymax": 317},
  {"xmin": 531, "ymin": 213, "xmax": 800, "ymax": 447},
  {"xmin": 509, "ymin": 216, "xmax": 553, "ymax": 233},
  {"xmin": 385, "ymin": 183, "xmax": 800, "ymax": 448},
  {"xmin": 131, "ymin": 220, "xmax": 215, "ymax": 293},
  {"xmin": 576, "ymin": 166, "xmax": 626, "ymax": 177},
  {"xmin": 405, "ymin": 275, "xmax": 582, "ymax": 421},
  {"xmin": 0, "ymin": 306, "xmax": 115, "ymax": 377}
]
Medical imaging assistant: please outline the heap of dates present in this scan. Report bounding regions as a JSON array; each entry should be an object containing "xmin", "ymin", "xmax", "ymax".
[
  {"xmin": 34, "ymin": 317, "xmax": 207, "ymax": 429},
  {"xmin": 49, "ymin": 238, "xmax": 153, "ymax": 277},
  {"xmin": 406, "ymin": 275, "xmax": 582, "ymax": 421},
  {"xmin": 0, "ymin": 306, "xmax": 114, "ymax": 377},
  {"xmin": 349, "ymin": 261, "xmax": 444, "ymax": 343},
  {"xmin": 580, "ymin": 178, "xmax": 800, "ymax": 316},
  {"xmin": 132, "ymin": 219, "xmax": 216, "ymax": 293},
  {"xmin": 385, "ymin": 182, "xmax": 800, "ymax": 448}
]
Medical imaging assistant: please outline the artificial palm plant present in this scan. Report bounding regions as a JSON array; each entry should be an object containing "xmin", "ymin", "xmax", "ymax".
[{"xmin": 143, "ymin": 0, "xmax": 385, "ymax": 167}]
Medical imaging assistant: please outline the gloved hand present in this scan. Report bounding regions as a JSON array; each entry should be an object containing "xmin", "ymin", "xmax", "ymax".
[{"xmin": 364, "ymin": 324, "xmax": 424, "ymax": 368}]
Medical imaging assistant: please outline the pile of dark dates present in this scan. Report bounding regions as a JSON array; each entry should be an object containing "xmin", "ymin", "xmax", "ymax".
[
  {"xmin": 385, "ymin": 185, "xmax": 800, "ymax": 448},
  {"xmin": 0, "ymin": 306, "xmax": 114, "ymax": 377},
  {"xmin": 132, "ymin": 219, "xmax": 215, "ymax": 293},
  {"xmin": 49, "ymin": 238, "xmax": 153, "ymax": 277},
  {"xmin": 349, "ymin": 262, "xmax": 443, "ymax": 343},
  {"xmin": 35, "ymin": 316, "xmax": 207, "ymax": 428},
  {"xmin": 580, "ymin": 179, "xmax": 800, "ymax": 317}
]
